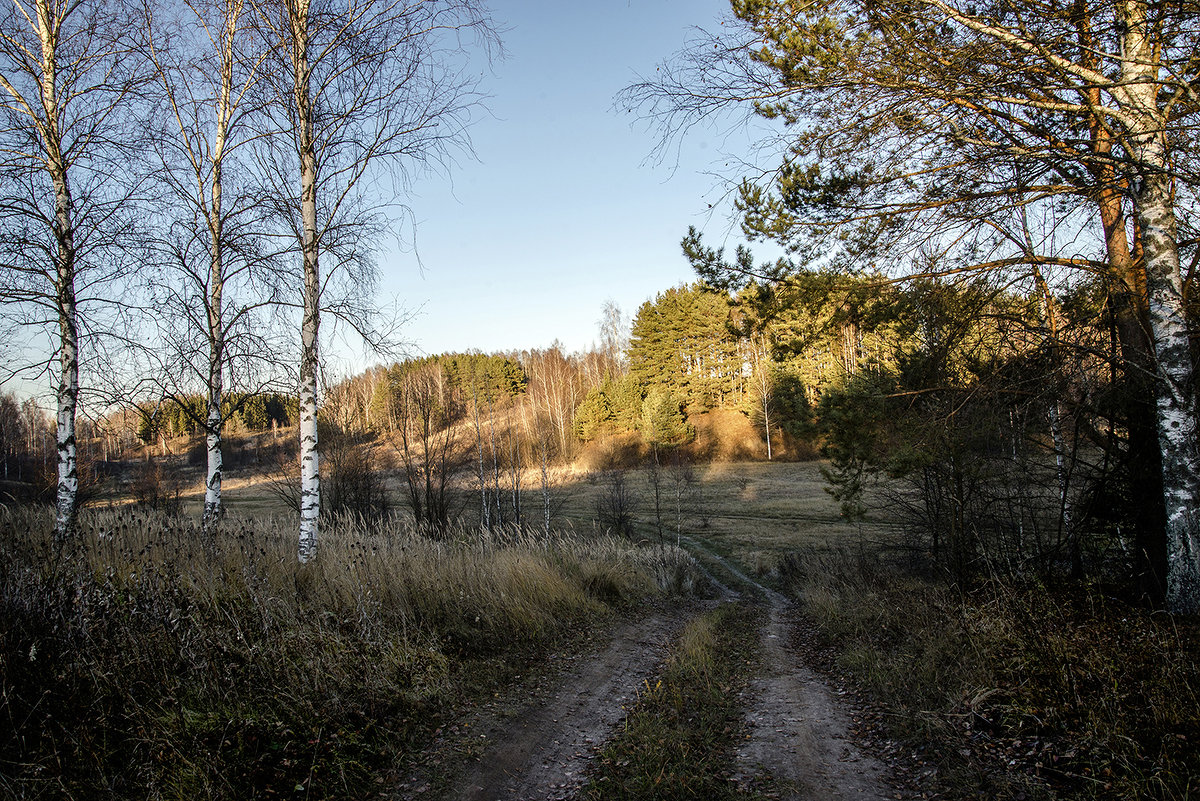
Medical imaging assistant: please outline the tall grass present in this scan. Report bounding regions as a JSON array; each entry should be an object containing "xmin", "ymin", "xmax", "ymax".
[
  {"xmin": 0, "ymin": 506, "xmax": 705, "ymax": 799},
  {"xmin": 782, "ymin": 549, "xmax": 1200, "ymax": 800}
]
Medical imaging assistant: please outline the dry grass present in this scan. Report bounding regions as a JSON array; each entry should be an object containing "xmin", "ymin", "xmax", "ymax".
[
  {"xmin": 0, "ymin": 506, "xmax": 706, "ymax": 799},
  {"xmin": 580, "ymin": 602, "xmax": 762, "ymax": 801},
  {"xmin": 158, "ymin": 458, "xmax": 870, "ymax": 578},
  {"xmin": 554, "ymin": 460, "xmax": 879, "ymax": 584},
  {"xmin": 54, "ymin": 441, "xmax": 1197, "ymax": 801},
  {"xmin": 781, "ymin": 550, "xmax": 1200, "ymax": 800}
]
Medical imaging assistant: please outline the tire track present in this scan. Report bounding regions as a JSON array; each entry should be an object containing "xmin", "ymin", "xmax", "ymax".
[
  {"xmin": 437, "ymin": 607, "xmax": 692, "ymax": 801},
  {"xmin": 682, "ymin": 535, "xmax": 895, "ymax": 801}
]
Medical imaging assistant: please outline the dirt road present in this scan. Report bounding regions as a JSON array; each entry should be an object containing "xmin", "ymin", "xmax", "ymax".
[
  {"xmin": 427, "ymin": 540, "xmax": 896, "ymax": 801},
  {"xmin": 737, "ymin": 602, "xmax": 893, "ymax": 800},
  {"xmin": 441, "ymin": 608, "xmax": 691, "ymax": 801}
]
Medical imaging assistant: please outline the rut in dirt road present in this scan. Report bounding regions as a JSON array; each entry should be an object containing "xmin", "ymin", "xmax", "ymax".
[
  {"xmin": 683, "ymin": 536, "xmax": 895, "ymax": 801},
  {"xmin": 737, "ymin": 603, "xmax": 894, "ymax": 801},
  {"xmin": 444, "ymin": 608, "xmax": 691, "ymax": 801}
]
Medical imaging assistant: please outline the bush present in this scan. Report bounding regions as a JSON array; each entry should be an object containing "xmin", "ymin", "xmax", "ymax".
[
  {"xmin": 129, "ymin": 459, "xmax": 182, "ymax": 514},
  {"xmin": 594, "ymin": 468, "xmax": 639, "ymax": 537}
]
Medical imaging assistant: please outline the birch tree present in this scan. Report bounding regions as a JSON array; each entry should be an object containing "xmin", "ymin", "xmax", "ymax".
[
  {"xmin": 0, "ymin": 0, "xmax": 143, "ymax": 539},
  {"xmin": 144, "ymin": 0, "xmax": 286, "ymax": 527},
  {"xmin": 253, "ymin": 0, "xmax": 495, "ymax": 561},
  {"xmin": 392, "ymin": 360, "xmax": 463, "ymax": 535},
  {"xmin": 749, "ymin": 333, "xmax": 774, "ymax": 460}
]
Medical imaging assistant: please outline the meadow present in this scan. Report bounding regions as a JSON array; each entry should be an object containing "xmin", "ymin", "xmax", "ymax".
[{"xmin": 2, "ymin": 454, "xmax": 1197, "ymax": 800}]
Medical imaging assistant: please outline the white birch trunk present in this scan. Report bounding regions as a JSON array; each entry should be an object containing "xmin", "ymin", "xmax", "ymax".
[
  {"xmin": 36, "ymin": 0, "xmax": 80, "ymax": 541},
  {"xmin": 200, "ymin": 2, "xmax": 239, "ymax": 529},
  {"xmin": 202, "ymin": 130, "xmax": 227, "ymax": 528},
  {"xmin": 55, "ymin": 280, "xmax": 79, "ymax": 540},
  {"xmin": 1137, "ymin": 170, "xmax": 1199, "ymax": 613},
  {"xmin": 204, "ymin": 394, "xmax": 223, "ymax": 523},
  {"xmin": 763, "ymin": 399, "xmax": 772, "ymax": 462},
  {"xmin": 201, "ymin": 309, "xmax": 224, "ymax": 523},
  {"xmin": 1121, "ymin": 0, "xmax": 1200, "ymax": 612},
  {"xmin": 292, "ymin": 0, "xmax": 320, "ymax": 562}
]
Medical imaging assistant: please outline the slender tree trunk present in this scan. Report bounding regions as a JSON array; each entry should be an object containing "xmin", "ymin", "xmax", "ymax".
[
  {"xmin": 203, "ymin": 161, "xmax": 227, "ymax": 528},
  {"xmin": 1120, "ymin": 0, "xmax": 1200, "ymax": 612},
  {"xmin": 759, "ymin": 342, "xmax": 774, "ymax": 461},
  {"xmin": 489, "ymin": 396, "xmax": 502, "ymax": 527},
  {"xmin": 54, "ymin": 255, "xmax": 80, "ymax": 541},
  {"xmin": 200, "ymin": 7, "xmax": 241, "ymax": 529},
  {"xmin": 292, "ymin": 0, "xmax": 320, "ymax": 562},
  {"xmin": 39, "ymin": 4, "xmax": 79, "ymax": 541},
  {"xmin": 472, "ymin": 389, "xmax": 489, "ymax": 531},
  {"xmin": 763, "ymin": 400, "xmax": 772, "ymax": 461},
  {"xmin": 650, "ymin": 444, "xmax": 662, "ymax": 541},
  {"xmin": 541, "ymin": 440, "xmax": 551, "ymax": 538},
  {"xmin": 509, "ymin": 428, "xmax": 521, "ymax": 531},
  {"xmin": 204, "ymin": 376, "xmax": 223, "ymax": 524}
]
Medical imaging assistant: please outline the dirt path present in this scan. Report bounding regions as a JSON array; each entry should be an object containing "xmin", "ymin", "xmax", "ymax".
[
  {"xmin": 737, "ymin": 603, "xmax": 894, "ymax": 800},
  {"xmin": 439, "ymin": 608, "xmax": 690, "ymax": 801},
  {"xmin": 426, "ymin": 536, "xmax": 895, "ymax": 801},
  {"xmin": 681, "ymin": 535, "xmax": 895, "ymax": 800}
]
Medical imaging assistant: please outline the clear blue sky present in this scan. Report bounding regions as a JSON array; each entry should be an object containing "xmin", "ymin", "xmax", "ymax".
[
  {"xmin": 9, "ymin": 0, "xmax": 781, "ymax": 400},
  {"xmin": 356, "ymin": 0, "xmax": 777, "ymax": 368}
]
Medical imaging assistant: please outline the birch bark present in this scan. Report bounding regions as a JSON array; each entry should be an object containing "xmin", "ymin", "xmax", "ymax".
[
  {"xmin": 202, "ymin": 8, "xmax": 235, "ymax": 527},
  {"xmin": 289, "ymin": 0, "xmax": 320, "ymax": 562},
  {"xmin": 1111, "ymin": 0, "xmax": 1200, "ymax": 613},
  {"xmin": 34, "ymin": 0, "xmax": 81, "ymax": 540}
]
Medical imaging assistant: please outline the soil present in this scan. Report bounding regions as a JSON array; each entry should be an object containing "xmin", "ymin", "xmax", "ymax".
[
  {"xmin": 426, "ymin": 606, "xmax": 693, "ymax": 801},
  {"xmin": 685, "ymin": 538, "xmax": 896, "ymax": 800},
  {"xmin": 422, "ymin": 540, "xmax": 898, "ymax": 801},
  {"xmin": 736, "ymin": 603, "xmax": 894, "ymax": 801}
]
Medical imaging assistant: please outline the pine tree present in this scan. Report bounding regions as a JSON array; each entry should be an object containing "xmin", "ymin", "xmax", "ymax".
[
  {"xmin": 640, "ymin": 388, "xmax": 694, "ymax": 447},
  {"xmin": 573, "ymin": 387, "xmax": 613, "ymax": 442}
]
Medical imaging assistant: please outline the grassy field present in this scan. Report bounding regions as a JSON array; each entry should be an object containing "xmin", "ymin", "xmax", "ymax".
[
  {"xmin": 0, "ymin": 505, "xmax": 706, "ymax": 800},
  {"xmin": 159, "ymin": 455, "xmax": 874, "ymax": 569},
  {"xmin": 28, "ymin": 445, "xmax": 1198, "ymax": 801},
  {"xmin": 551, "ymin": 459, "xmax": 885, "ymax": 585}
]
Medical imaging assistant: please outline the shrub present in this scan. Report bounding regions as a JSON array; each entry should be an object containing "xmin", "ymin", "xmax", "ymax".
[{"xmin": 782, "ymin": 549, "xmax": 1200, "ymax": 801}]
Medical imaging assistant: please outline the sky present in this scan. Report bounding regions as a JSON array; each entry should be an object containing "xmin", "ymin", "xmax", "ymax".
[
  {"xmin": 6, "ymin": 0, "xmax": 783, "ymax": 401},
  {"xmin": 347, "ymin": 0, "xmax": 778, "ymax": 370}
]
